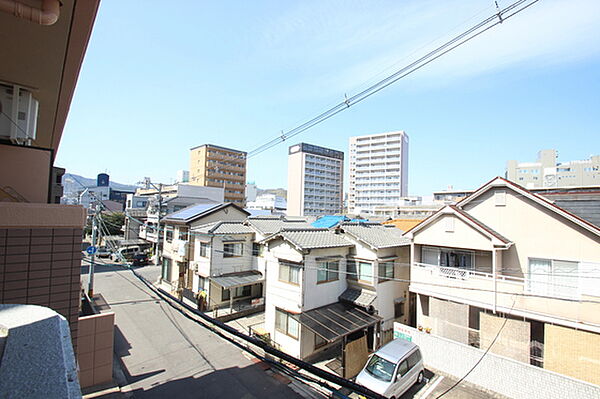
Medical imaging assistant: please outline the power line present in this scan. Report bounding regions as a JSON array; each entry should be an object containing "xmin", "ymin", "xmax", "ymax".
[{"xmin": 246, "ymin": 0, "xmax": 542, "ymax": 158}]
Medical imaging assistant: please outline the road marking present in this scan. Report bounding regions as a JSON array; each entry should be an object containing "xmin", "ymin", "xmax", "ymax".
[{"xmin": 420, "ymin": 375, "xmax": 445, "ymax": 399}]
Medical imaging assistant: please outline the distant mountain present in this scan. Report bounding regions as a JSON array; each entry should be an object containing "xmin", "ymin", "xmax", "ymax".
[
  {"xmin": 62, "ymin": 173, "xmax": 138, "ymax": 197},
  {"xmin": 257, "ymin": 188, "xmax": 287, "ymax": 200}
]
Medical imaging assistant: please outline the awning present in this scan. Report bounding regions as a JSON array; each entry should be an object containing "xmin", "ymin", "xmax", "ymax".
[
  {"xmin": 295, "ymin": 302, "xmax": 381, "ymax": 343},
  {"xmin": 211, "ymin": 271, "xmax": 263, "ymax": 289},
  {"xmin": 339, "ymin": 288, "xmax": 377, "ymax": 308}
]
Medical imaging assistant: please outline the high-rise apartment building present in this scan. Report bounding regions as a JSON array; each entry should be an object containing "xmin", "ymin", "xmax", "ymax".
[
  {"xmin": 507, "ymin": 150, "xmax": 600, "ymax": 188},
  {"xmin": 348, "ymin": 131, "xmax": 409, "ymax": 215},
  {"xmin": 189, "ymin": 144, "xmax": 247, "ymax": 206},
  {"xmin": 287, "ymin": 143, "xmax": 344, "ymax": 216}
]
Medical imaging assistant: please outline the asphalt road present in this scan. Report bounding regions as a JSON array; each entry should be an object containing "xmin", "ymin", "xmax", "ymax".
[{"xmin": 84, "ymin": 260, "xmax": 303, "ymax": 399}]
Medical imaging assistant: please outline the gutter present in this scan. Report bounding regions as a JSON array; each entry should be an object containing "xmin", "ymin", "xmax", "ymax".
[{"xmin": 0, "ymin": 0, "xmax": 60, "ymax": 25}]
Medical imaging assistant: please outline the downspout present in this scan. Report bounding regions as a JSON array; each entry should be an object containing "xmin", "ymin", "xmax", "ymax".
[
  {"xmin": 492, "ymin": 248, "xmax": 497, "ymax": 314},
  {"xmin": 0, "ymin": 0, "xmax": 60, "ymax": 25}
]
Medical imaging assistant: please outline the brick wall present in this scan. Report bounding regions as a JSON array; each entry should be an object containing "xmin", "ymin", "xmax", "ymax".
[
  {"xmin": 0, "ymin": 227, "xmax": 82, "ymax": 351},
  {"xmin": 398, "ymin": 324, "xmax": 600, "ymax": 399},
  {"xmin": 78, "ymin": 312, "xmax": 115, "ymax": 388},
  {"xmin": 480, "ymin": 312, "xmax": 530, "ymax": 363},
  {"xmin": 545, "ymin": 324, "xmax": 600, "ymax": 385}
]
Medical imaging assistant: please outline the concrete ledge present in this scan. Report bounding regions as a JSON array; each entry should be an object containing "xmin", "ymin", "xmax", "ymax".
[
  {"xmin": 0, "ymin": 304, "xmax": 81, "ymax": 399},
  {"xmin": 0, "ymin": 203, "xmax": 85, "ymax": 228}
]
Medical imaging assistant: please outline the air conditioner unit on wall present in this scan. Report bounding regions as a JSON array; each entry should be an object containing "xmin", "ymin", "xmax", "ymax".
[{"xmin": 0, "ymin": 83, "xmax": 39, "ymax": 145}]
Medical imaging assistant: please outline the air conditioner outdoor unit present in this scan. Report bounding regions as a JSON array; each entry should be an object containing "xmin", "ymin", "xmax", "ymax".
[{"xmin": 0, "ymin": 83, "xmax": 39, "ymax": 145}]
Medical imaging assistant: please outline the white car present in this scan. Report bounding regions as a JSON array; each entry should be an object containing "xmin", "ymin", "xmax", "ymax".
[
  {"xmin": 96, "ymin": 246, "xmax": 111, "ymax": 258},
  {"xmin": 356, "ymin": 339, "xmax": 424, "ymax": 399}
]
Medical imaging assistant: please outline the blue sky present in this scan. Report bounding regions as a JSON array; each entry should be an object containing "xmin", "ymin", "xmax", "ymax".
[{"xmin": 56, "ymin": 0, "xmax": 600, "ymax": 196}]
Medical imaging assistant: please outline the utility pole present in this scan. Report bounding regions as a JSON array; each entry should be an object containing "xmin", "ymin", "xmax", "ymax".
[
  {"xmin": 155, "ymin": 183, "xmax": 163, "ymax": 266},
  {"xmin": 88, "ymin": 212, "xmax": 98, "ymax": 297}
]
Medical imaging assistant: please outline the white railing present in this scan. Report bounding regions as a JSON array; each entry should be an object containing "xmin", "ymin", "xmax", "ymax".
[{"xmin": 414, "ymin": 262, "xmax": 525, "ymax": 285}]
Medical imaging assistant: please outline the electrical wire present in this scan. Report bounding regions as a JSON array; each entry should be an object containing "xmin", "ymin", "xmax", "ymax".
[{"xmin": 247, "ymin": 0, "xmax": 542, "ymax": 158}]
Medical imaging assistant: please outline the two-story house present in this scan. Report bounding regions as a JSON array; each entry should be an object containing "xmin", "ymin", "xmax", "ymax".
[
  {"xmin": 335, "ymin": 222, "xmax": 411, "ymax": 338},
  {"xmin": 261, "ymin": 228, "xmax": 381, "ymax": 376},
  {"xmin": 404, "ymin": 177, "xmax": 600, "ymax": 385},
  {"xmin": 160, "ymin": 203, "xmax": 249, "ymax": 294}
]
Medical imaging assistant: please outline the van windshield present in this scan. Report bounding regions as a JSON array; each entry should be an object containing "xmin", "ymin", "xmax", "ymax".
[{"xmin": 365, "ymin": 354, "xmax": 395, "ymax": 382}]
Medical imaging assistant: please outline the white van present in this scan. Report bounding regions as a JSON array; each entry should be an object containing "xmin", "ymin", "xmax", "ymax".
[
  {"xmin": 355, "ymin": 339, "xmax": 424, "ymax": 399},
  {"xmin": 111, "ymin": 246, "xmax": 142, "ymax": 262}
]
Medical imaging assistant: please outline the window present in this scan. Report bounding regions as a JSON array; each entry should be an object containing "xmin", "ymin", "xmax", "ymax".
[
  {"xmin": 279, "ymin": 261, "xmax": 301, "ymax": 285},
  {"xmin": 407, "ymin": 350, "xmax": 422, "ymax": 370},
  {"xmin": 199, "ymin": 242, "xmax": 209, "ymax": 257},
  {"xmin": 235, "ymin": 285, "xmax": 251, "ymax": 298},
  {"xmin": 421, "ymin": 246, "xmax": 473, "ymax": 269},
  {"xmin": 178, "ymin": 229, "xmax": 188, "ymax": 241},
  {"xmin": 165, "ymin": 228, "xmax": 173, "ymax": 243},
  {"xmin": 222, "ymin": 287, "xmax": 230, "ymax": 301},
  {"xmin": 378, "ymin": 261, "xmax": 394, "ymax": 281},
  {"xmin": 161, "ymin": 258, "xmax": 172, "ymax": 281},
  {"xmin": 252, "ymin": 242, "xmax": 264, "ymax": 257},
  {"xmin": 347, "ymin": 259, "xmax": 374, "ymax": 283},
  {"xmin": 317, "ymin": 260, "xmax": 339, "ymax": 283},
  {"xmin": 397, "ymin": 360, "xmax": 409, "ymax": 378},
  {"xmin": 223, "ymin": 242, "xmax": 243, "ymax": 257},
  {"xmin": 365, "ymin": 355, "xmax": 395, "ymax": 382},
  {"xmin": 275, "ymin": 308, "xmax": 299, "ymax": 339},
  {"xmin": 528, "ymin": 258, "xmax": 579, "ymax": 298}
]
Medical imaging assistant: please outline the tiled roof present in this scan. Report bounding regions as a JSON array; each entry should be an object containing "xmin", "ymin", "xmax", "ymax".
[
  {"xmin": 247, "ymin": 218, "xmax": 311, "ymax": 235},
  {"xmin": 193, "ymin": 221, "xmax": 253, "ymax": 235},
  {"xmin": 340, "ymin": 223, "xmax": 411, "ymax": 249},
  {"xmin": 275, "ymin": 229, "xmax": 353, "ymax": 250}
]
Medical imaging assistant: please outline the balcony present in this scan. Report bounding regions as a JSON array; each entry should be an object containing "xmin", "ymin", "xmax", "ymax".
[{"xmin": 410, "ymin": 263, "xmax": 600, "ymax": 330}]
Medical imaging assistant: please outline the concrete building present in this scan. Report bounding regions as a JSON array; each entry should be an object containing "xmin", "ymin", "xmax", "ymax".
[
  {"xmin": 247, "ymin": 193, "xmax": 287, "ymax": 212},
  {"xmin": 0, "ymin": 1, "xmax": 100, "ymax": 392},
  {"xmin": 245, "ymin": 182, "xmax": 258, "ymax": 203},
  {"xmin": 176, "ymin": 169, "xmax": 189, "ymax": 183},
  {"xmin": 348, "ymin": 131, "xmax": 409, "ymax": 215},
  {"xmin": 189, "ymin": 144, "xmax": 247, "ymax": 207},
  {"xmin": 287, "ymin": 143, "xmax": 344, "ymax": 216},
  {"xmin": 405, "ymin": 176, "xmax": 600, "ymax": 385},
  {"xmin": 506, "ymin": 149, "xmax": 600, "ymax": 188}
]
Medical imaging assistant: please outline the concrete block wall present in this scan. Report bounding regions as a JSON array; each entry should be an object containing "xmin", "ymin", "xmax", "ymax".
[
  {"xmin": 403, "ymin": 325, "xmax": 600, "ymax": 399},
  {"xmin": 0, "ymin": 227, "xmax": 83, "ymax": 351},
  {"xmin": 78, "ymin": 312, "xmax": 115, "ymax": 388}
]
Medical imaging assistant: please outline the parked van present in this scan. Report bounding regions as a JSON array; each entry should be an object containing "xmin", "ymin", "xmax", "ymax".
[
  {"xmin": 355, "ymin": 339, "xmax": 424, "ymax": 398},
  {"xmin": 111, "ymin": 246, "xmax": 142, "ymax": 262}
]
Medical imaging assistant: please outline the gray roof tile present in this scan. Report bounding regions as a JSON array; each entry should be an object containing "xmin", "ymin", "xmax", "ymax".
[
  {"xmin": 340, "ymin": 223, "xmax": 410, "ymax": 249},
  {"xmin": 193, "ymin": 221, "xmax": 253, "ymax": 235},
  {"xmin": 273, "ymin": 229, "xmax": 353, "ymax": 250}
]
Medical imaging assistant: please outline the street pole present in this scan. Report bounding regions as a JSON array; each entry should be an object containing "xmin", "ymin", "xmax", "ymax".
[
  {"xmin": 155, "ymin": 183, "xmax": 163, "ymax": 266},
  {"xmin": 88, "ymin": 213, "xmax": 98, "ymax": 297}
]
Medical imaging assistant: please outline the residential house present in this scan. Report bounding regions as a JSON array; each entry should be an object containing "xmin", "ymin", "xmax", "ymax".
[
  {"xmin": 404, "ymin": 177, "xmax": 600, "ymax": 385},
  {"xmin": 261, "ymin": 228, "xmax": 381, "ymax": 369},
  {"xmin": 159, "ymin": 203, "xmax": 249, "ymax": 293},
  {"xmin": 191, "ymin": 221, "xmax": 263, "ymax": 315},
  {"xmin": 335, "ymin": 222, "xmax": 412, "ymax": 338}
]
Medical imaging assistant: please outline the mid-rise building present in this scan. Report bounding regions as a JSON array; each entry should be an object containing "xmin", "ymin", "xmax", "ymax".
[
  {"xmin": 348, "ymin": 131, "xmax": 409, "ymax": 215},
  {"xmin": 506, "ymin": 149, "xmax": 600, "ymax": 188},
  {"xmin": 176, "ymin": 170, "xmax": 189, "ymax": 183},
  {"xmin": 287, "ymin": 143, "xmax": 344, "ymax": 216},
  {"xmin": 189, "ymin": 144, "xmax": 247, "ymax": 206}
]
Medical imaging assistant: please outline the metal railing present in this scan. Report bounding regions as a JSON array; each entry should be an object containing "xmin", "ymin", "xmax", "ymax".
[{"xmin": 414, "ymin": 262, "xmax": 525, "ymax": 285}]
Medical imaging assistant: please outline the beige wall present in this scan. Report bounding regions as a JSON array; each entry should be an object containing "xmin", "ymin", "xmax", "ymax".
[
  {"xmin": 77, "ymin": 312, "xmax": 115, "ymax": 388},
  {"xmin": 413, "ymin": 214, "xmax": 495, "ymax": 252},
  {"xmin": 287, "ymin": 151, "xmax": 305, "ymax": 216},
  {"xmin": 544, "ymin": 324, "xmax": 600, "ymax": 385},
  {"xmin": 189, "ymin": 146, "xmax": 208, "ymax": 186},
  {"xmin": 480, "ymin": 312, "xmax": 530, "ymax": 363},
  {"xmin": 0, "ymin": 144, "xmax": 52, "ymax": 203},
  {"xmin": 464, "ymin": 188, "xmax": 600, "ymax": 277}
]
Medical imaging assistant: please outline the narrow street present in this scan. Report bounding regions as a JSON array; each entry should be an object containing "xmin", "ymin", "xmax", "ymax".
[{"xmin": 83, "ymin": 261, "xmax": 303, "ymax": 399}]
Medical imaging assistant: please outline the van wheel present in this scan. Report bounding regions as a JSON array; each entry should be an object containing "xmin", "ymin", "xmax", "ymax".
[{"xmin": 417, "ymin": 371, "xmax": 424, "ymax": 384}]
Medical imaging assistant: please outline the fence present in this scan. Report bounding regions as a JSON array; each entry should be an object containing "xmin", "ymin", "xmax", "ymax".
[{"xmin": 393, "ymin": 324, "xmax": 600, "ymax": 399}]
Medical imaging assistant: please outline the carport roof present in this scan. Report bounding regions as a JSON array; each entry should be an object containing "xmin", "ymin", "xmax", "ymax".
[
  {"xmin": 295, "ymin": 302, "xmax": 380, "ymax": 342},
  {"xmin": 211, "ymin": 271, "xmax": 263, "ymax": 289}
]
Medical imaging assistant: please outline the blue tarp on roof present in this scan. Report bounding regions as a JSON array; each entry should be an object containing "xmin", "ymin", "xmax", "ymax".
[{"xmin": 311, "ymin": 215, "xmax": 368, "ymax": 228}]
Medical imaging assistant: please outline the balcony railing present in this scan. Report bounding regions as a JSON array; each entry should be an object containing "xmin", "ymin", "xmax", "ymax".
[{"xmin": 413, "ymin": 262, "xmax": 525, "ymax": 285}]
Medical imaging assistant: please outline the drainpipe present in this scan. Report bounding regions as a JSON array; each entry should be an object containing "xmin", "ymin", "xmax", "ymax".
[
  {"xmin": 492, "ymin": 248, "xmax": 497, "ymax": 314},
  {"xmin": 0, "ymin": 0, "xmax": 60, "ymax": 25}
]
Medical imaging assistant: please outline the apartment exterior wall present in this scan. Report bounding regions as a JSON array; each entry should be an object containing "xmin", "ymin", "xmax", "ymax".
[
  {"xmin": 348, "ymin": 131, "xmax": 409, "ymax": 215},
  {"xmin": 0, "ymin": 203, "xmax": 85, "ymax": 352},
  {"xmin": 506, "ymin": 149, "xmax": 600, "ymax": 188},
  {"xmin": 189, "ymin": 145, "xmax": 247, "ymax": 206},
  {"xmin": 287, "ymin": 143, "xmax": 344, "ymax": 216}
]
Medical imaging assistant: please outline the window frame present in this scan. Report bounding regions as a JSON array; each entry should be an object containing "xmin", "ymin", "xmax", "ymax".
[
  {"xmin": 317, "ymin": 259, "xmax": 339, "ymax": 284},
  {"xmin": 275, "ymin": 308, "xmax": 299, "ymax": 339},
  {"xmin": 198, "ymin": 241, "xmax": 209, "ymax": 257},
  {"xmin": 278, "ymin": 261, "xmax": 302, "ymax": 285},
  {"xmin": 378, "ymin": 261, "xmax": 395, "ymax": 282},
  {"xmin": 223, "ymin": 242, "xmax": 243, "ymax": 257}
]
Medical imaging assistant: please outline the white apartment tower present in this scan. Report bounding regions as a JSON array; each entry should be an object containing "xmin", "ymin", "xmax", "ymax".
[
  {"xmin": 349, "ymin": 131, "xmax": 409, "ymax": 215},
  {"xmin": 287, "ymin": 143, "xmax": 344, "ymax": 216}
]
